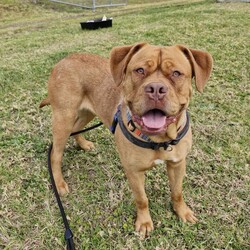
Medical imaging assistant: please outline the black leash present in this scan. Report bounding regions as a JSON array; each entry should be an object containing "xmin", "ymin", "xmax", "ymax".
[
  {"xmin": 70, "ymin": 122, "xmax": 103, "ymax": 136},
  {"xmin": 47, "ymin": 122, "xmax": 103, "ymax": 250},
  {"xmin": 48, "ymin": 144, "xmax": 75, "ymax": 250}
]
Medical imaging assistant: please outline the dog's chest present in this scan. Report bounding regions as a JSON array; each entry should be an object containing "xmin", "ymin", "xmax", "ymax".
[
  {"xmin": 154, "ymin": 159, "xmax": 165, "ymax": 165},
  {"xmin": 152, "ymin": 147, "xmax": 183, "ymax": 165}
]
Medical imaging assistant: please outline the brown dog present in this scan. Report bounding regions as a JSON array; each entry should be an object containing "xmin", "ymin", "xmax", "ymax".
[{"xmin": 40, "ymin": 43, "xmax": 213, "ymax": 236}]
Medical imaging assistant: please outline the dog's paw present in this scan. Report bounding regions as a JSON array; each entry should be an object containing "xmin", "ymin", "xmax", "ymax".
[
  {"xmin": 174, "ymin": 203, "xmax": 198, "ymax": 224},
  {"xmin": 135, "ymin": 215, "xmax": 154, "ymax": 238},
  {"xmin": 56, "ymin": 180, "xmax": 69, "ymax": 196},
  {"xmin": 76, "ymin": 138, "xmax": 95, "ymax": 151},
  {"xmin": 81, "ymin": 140, "xmax": 95, "ymax": 151}
]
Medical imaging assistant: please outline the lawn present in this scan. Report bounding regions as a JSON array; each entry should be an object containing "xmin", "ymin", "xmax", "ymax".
[{"xmin": 0, "ymin": 0, "xmax": 249, "ymax": 249}]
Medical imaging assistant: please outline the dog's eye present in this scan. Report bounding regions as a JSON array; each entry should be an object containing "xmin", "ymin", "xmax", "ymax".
[
  {"xmin": 135, "ymin": 68, "xmax": 145, "ymax": 75},
  {"xmin": 172, "ymin": 71, "xmax": 181, "ymax": 77}
]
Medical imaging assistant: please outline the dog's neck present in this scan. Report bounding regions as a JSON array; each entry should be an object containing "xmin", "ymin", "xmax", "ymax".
[{"xmin": 121, "ymin": 103, "xmax": 187, "ymax": 143}]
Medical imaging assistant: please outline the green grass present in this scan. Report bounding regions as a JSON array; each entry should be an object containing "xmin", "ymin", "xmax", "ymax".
[{"xmin": 0, "ymin": 0, "xmax": 249, "ymax": 249}]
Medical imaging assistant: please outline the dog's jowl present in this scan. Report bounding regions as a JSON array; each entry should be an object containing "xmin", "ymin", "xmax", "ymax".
[{"xmin": 40, "ymin": 43, "xmax": 213, "ymax": 237}]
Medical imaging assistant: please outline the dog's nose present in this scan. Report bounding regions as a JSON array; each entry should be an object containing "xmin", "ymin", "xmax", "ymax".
[{"xmin": 144, "ymin": 83, "xmax": 167, "ymax": 101}]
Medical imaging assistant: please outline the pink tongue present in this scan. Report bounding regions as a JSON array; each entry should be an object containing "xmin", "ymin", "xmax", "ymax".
[{"xmin": 142, "ymin": 110, "xmax": 166, "ymax": 129}]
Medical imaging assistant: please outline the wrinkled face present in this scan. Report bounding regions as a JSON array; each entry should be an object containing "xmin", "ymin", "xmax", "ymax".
[{"xmin": 122, "ymin": 45, "xmax": 193, "ymax": 134}]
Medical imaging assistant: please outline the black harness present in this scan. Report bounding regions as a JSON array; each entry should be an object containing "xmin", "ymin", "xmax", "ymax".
[{"xmin": 110, "ymin": 105, "xmax": 190, "ymax": 151}]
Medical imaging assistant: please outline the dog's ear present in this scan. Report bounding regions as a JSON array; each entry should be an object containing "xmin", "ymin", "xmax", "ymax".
[
  {"xmin": 178, "ymin": 45, "xmax": 213, "ymax": 93},
  {"xmin": 110, "ymin": 43, "xmax": 147, "ymax": 85}
]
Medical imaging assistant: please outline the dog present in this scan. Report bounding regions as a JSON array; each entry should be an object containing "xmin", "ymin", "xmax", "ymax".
[{"xmin": 40, "ymin": 43, "xmax": 213, "ymax": 237}]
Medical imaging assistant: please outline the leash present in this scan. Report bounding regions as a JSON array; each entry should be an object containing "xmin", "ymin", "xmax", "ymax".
[
  {"xmin": 47, "ymin": 122, "xmax": 103, "ymax": 250},
  {"xmin": 48, "ymin": 144, "xmax": 75, "ymax": 250}
]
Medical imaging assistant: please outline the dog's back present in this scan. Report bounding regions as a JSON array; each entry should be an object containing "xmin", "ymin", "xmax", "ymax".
[{"xmin": 40, "ymin": 53, "xmax": 121, "ymax": 125}]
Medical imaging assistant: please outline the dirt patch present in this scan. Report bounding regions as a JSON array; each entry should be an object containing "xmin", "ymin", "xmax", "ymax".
[{"xmin": 0, "ymin": 3, "xmax": 31, "ymax": 18}]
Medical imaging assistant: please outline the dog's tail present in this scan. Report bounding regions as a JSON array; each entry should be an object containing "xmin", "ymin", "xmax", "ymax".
[{"xmin": 39, "ymin": 97, "xmax": 50, "ymax": 108}]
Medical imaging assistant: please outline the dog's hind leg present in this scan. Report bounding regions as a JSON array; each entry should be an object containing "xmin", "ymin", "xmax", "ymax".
[
  {"xmin": 72, "ymin": 110, "xmax": 96, "ymax": 151},
  {"xmin": 51, "ymin": 110, "xmax": 78, "ymax": 196}
]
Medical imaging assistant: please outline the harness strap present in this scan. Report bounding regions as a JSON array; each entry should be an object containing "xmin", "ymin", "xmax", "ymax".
[
  {"xmin": 111, "ymin": 105, "xmax": 190, "ymax": 151},
  {"xmin": 126, "ymin": 110, "xmax": 153, "ymax": 142}
]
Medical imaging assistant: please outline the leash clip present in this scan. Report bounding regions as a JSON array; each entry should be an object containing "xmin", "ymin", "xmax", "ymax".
[
  {"xmin": 162, "ymin": 142, "xmax": 173, "ymax": 151},
  {"xmin": 110, "ymin": 112, "xmax": 119, "ymax": 134},
  {"xmin": 65, "ymin": 228, "xmax": 73, "ymax": 240},
  {"xmin": 65, "ymin": 228, "xmax": 75, "ymax": 250},
  {"xmin": 110, "ymin": 105, "xmax": 122, "ymax": 134},
  {"xmin": 156, "ymin": 143, "xmax": 173, "ymax": 152}
]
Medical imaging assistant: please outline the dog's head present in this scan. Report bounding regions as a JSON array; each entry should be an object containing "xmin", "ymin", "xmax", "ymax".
[{"xmin": 110, "ymin": 43, "xmax": 213, "ymax": 137}]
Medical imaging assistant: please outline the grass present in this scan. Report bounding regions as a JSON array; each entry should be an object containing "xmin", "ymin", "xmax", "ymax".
[{"xmin": 0, "ymin": 0, "xmax": 249, "ymax": 249}]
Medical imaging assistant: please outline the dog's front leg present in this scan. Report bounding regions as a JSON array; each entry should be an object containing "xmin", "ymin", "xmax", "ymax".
[
  {"xmin": 125, "ymin": 169, "xmax": 154, "ymax": 237},
  {"xmin": 167, "ymin": 159, "xmax": 198, "ymax": 223}
]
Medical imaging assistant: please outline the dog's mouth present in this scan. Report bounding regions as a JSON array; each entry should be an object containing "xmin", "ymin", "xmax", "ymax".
[{"xmin": 132, "ymin": 109, "xmax": 177, "ymax": 135}]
